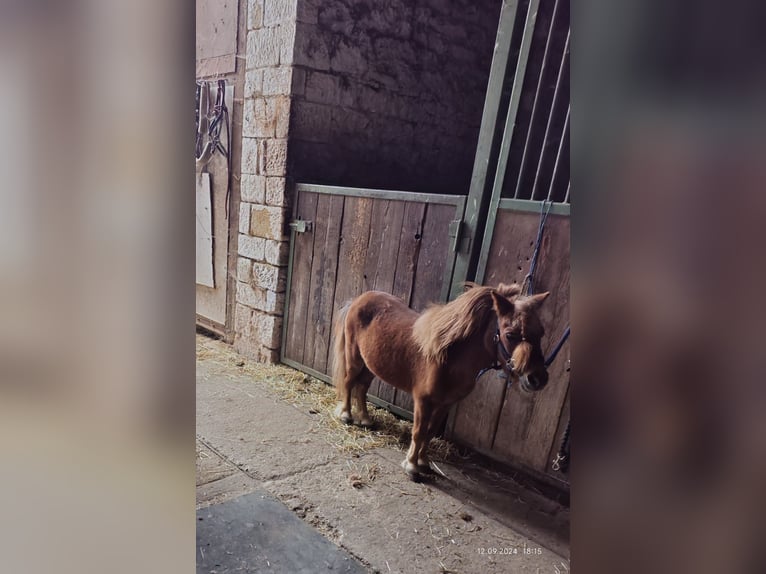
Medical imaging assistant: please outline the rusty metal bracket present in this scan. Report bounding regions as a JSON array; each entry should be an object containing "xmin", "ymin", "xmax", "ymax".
[{"xmin": 289, "ymin": 220, "xmax": 313, "ymax": 233}]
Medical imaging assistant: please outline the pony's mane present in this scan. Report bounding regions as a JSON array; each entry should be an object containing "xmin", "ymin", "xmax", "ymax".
[{"xmin": 412, "ymin": 283, "xmax": 519, "ymax": 364}]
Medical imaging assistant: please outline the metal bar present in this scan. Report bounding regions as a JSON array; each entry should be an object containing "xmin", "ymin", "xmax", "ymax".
[
  {"xmin": 564, "ymin": 181, "xmax": 570, "ymax": 204},
  {"xmin": 367, "ymin": 395, "xmax": 414, "ymax": 421},
  {"xmin": 442, "ymin": 196, "xmax": 467, "ymax": 301},
  {"xmin": 546, "ymin": 105, "xmax": 569, "ymax": 202},
  {"xmin": 513, "ymin": 0, "xmax": 561, "ymax": 200},
  {"xmin": 295, "ymin": 183, "xmax": 464, "ymax": 206},
  {"xmin": 281, "ymin": 358, "xmax": 414, "ymax": 420},
  {"xmin": 279, "ymin": 187, "xmax": 301, "ymax": 365},
  {"xmin": 448, "ymin": 0, "xmax": 523, "ymax": 300},
  {"xmin": 530, "ymin": 29, "xmax": 569, "ymax": 201},
  {"xmin": 475, "ymin": 0, "xmax": 541, "ymax": 282},
  {"xmin": 498, "ymin": 197, "xmax": 570, "ymax": 216},
  {"xmin": 281, "ymin": 358, "xmax": 331, "ymax": 384}
]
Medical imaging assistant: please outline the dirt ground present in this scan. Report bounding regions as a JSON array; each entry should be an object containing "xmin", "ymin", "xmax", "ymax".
[{"xmin": 196, "ymin": 334, "xmax": 570, "ymax": 573}]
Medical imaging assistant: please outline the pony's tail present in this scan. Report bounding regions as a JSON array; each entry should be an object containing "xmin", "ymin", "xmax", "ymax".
[{"xmin": 332, "ymin": 302, "xmax": 351, "ymax": 399}]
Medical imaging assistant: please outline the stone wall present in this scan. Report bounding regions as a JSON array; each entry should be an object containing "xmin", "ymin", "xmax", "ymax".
[
  {"xmin": 234, "ymin": 0, "xmax": 299, "ymax": 361},
  {"xmin": 289, "ymin": 0, "xmax": 502, "ymax": 194},
  {"xmin": 235, "ymin": 0, "xmax": 501, "ymax": 362}
]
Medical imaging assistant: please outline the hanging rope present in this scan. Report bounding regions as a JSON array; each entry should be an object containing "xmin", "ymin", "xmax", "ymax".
[{"xmin": 521, "ymin": 199, "xmax": 553, "ymax": 296}]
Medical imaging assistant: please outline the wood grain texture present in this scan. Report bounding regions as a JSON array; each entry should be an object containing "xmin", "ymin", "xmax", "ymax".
[
  {"xmin": 486, "ymin": 212, "xmax": 570, "ymax": 472},
  {"xmin": 364, "ymin": 200, "xmax": 406, "ymax": 405},
  {"xmin": 284, "ymin": 192, "xmax": 318, "ymax": 364},
  {"xmin": 303, "ymin": 195, "xmax": 343, "ymax": 373}
]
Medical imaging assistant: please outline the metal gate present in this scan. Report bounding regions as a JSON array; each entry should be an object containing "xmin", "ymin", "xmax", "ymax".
[{"xmin": 281, "ymin": 184, "xmax": 466, "ymax": 418}]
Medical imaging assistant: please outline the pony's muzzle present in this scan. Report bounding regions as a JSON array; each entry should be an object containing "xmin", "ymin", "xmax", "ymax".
[{"xmin": 519, "ymin": 367, "xmax": 549, "ymax": 392}]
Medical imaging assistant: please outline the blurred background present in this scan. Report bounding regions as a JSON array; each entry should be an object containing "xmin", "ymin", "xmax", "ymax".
[
  {"xmin": 0, "ymin": 1, "xmax": 194, "ymax": 572},
  {"xmin": 575, "ymin": 0, "xmax": 766, "ymax": 573},
  {"xmin": 0, "ymin": 0, "xmax": 764, "ymax": 572}
]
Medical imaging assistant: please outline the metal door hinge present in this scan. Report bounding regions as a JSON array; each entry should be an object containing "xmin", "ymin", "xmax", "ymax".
[
  {"xmin": 448, "ymin": 219, "xmax": 464, "ymax": 252},
  {"xmin": 289, "ymin": 220, "xmax": 312, "ymax": 233}
]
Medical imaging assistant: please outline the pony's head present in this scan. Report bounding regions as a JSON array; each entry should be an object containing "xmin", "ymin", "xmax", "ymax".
[{"xmin": 490, "ymin": 284, "xmax": 550, "ymax": 392}]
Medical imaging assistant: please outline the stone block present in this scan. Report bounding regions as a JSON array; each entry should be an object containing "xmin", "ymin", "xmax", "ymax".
[
  {"xmin": 240, "ymin": 174, "xmax": 266, "ymax": 203},
  {"xmin": 247, "ymin": 27, "xmax": 280, "ymax": 69},
  {"xmin": 264, "ymin": 239, "xmax": 290, "ymax": 266},
  {"xmin": 234, "ymin": 303, "xmax": 253, "ymax": 333},
  {"xmin": 233, "ymin": 334, "xmax": 279, "ymax": 364},
  {"xmin": 244, "ymin": 69, "xmax": 263, "ymax": 98},
  {"xmin": 291, "ymin": 67, "xmax": 307, "ymax": 96},
  {"xmin": 296, "ymin": 0, "xmax": 318, "ymax": 25},
  {"xmin": 263, "ymin": 0, "xmax": 297, "ymax": 27},
  {"xmin": 262, "ymin": 289, "xmax": 286, "ymax": 314},
  {"xmin": 330, "ymin": 38, "xmax": 368, "ymax": 75},
  {"xmin": 251, "ymin": 262, "xmax": 281, "ymax": 291},
  {"xmin": 236, "ymin": 281, "xmax": 266, "ymax": 310},
  {"xmin": 293, "ymin": 22, "xmax": 330, "ymax": 70},
  {"xmin": 291, "ymin": 102, "xmax": 332, "ymax": 142},
  {"xmin": 241, "ymin": 137, "xmax": 260, "ymax": 174},
  {"xmin": 247, "ymin": 0, "xmax": 263, "ymax": 30},
  {"xmin": 277, "ymin": 23, "xmax": 297, "ymax": 65},
  {"xmin": 244, "ymin": 97, "xmax": 291, "ymax": 139},
  {"xmin": 239, "ymin": 202, "xmax": 251, "ymax": 234},
  {"xmin": 262, "ymin": 67, "xmax": 293, "ymax": 96},
  {"xmin": 265, "ymin": 177, "xmax": 288, "ymax": 207},
  {"xmin": 261, "ymin": 139, "xmax": 289, "ymax": 176},
  {"xmin": 238, "ymin": 233, "xmax": 266, "ymax": 261},
  {"xmin": 305, "ymin": 71, "xmax": 340, "ymax": 105},
  {"xmin": 253, "ymin": 312, "xmax": 283, "ymax": 349},
  {"xmin": 250, "ymin": 204, "xmax": 286, "ymax": 241},
  {"xmin": 236, "ymin": 257, "xmax": 252, "ymax": 282}
]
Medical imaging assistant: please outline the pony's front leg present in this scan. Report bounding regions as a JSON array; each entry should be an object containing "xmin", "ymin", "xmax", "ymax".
[
  {"xmin": 402, "ymin": 399, "xmax": 432, "ymax": 478},
  {"xmin": 416, "ymin": 404, "xmax": 449, "ymax": 471}
]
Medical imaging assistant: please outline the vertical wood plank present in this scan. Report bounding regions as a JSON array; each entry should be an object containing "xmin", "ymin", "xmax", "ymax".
[
  {"xmin": 491, "ymin": 214, "xmax": 570, "ymax": 471},
  {"xmin": 364, "ymin": 199, "xmax": 406, "ymax": 405},
  {"xmin": 328, "ymin": 196, "xmax": 374, "ymax": 379},
  {"xmin": 410, "ymin": 203, "xmax": 455, "ymax": 311},
  {"xmin": 303, "ymin": 194, "xmax": 343, "ymax": 373},
  {"xmin": 308, "ymin": 194, "xmax": 345, "ymax": 375},
  {"xmin": 284, "ymin": 191, "xmax": 318, "ymax": 364},
  {"xmin": 392, "ymin": 202, "xmax": 426, "ymax": 305}
]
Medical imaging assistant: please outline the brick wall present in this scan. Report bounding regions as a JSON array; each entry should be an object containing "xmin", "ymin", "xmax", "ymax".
[
  {"xmin": 289, "ymin": 0, "xmax": 502, "ymax": 194},
  {"xmin": 234, "ymin": 0, "xmax": 298, "ymax": 362}
]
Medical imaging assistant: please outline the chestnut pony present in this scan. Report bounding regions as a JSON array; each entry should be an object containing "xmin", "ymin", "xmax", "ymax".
[{"xmin": 332, "ymin": 283, "xmax": 551, "ymax": 477}]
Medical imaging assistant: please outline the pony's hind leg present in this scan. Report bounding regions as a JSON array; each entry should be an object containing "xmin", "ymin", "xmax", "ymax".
[{"xmin": 352, "ymin": 371, "xmax": 375, "ymax": 427}]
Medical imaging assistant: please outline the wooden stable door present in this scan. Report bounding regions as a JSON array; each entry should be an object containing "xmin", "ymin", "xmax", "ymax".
[{"xmin": 282, "ymin": 184, "xmax": 466, "ymax": 418}]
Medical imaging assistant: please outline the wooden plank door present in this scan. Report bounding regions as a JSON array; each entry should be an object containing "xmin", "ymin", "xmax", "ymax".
[
  {"xmin": 446, "ymin": 200, "xmax": 570, "ymax": 483},
  {"xmin": 282, "ymin": 185, "xmax": 466, "ymax": 419}
]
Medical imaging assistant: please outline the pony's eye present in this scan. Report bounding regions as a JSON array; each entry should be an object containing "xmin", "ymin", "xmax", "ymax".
[{"xmin": 505, "ymin": 333, "xmax": 520, "ymax": 342}]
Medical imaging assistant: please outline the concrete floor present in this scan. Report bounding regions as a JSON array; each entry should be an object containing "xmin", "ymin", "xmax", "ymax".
[{"xmin": 197, "ymin": 336, "xmax": 570, "ymax": 573}]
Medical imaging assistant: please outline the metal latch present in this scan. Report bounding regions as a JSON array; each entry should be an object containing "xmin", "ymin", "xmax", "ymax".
[
  {"xmin": 448, "ymin": 219, "xmax": 463, "ymax": 252},
  {"xmin": 289, "ymin": 220, "xmax": 312, "ymax": 233}
]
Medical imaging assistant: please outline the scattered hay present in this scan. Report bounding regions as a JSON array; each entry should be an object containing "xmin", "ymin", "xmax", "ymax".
[{"xmin": 196, "ymin": 335, "xmax": 460, "ymax": 462}]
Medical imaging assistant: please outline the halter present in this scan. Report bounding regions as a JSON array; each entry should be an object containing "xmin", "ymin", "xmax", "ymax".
[{"xmin": 475, "ymin": 325, "xmax": 523, "ymax": 385}]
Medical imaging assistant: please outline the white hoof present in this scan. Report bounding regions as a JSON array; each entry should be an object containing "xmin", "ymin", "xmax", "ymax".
[
  {"xmin": 401, "ymin": 459, "xmax": 420, "ymax": 477},
  {"xmin": 334, "ymin": 404, "xmax": 353, "ymax": 424},
  {"xmin": 359, "ymin": 417, "xmax": 374, "ymax": 428}
]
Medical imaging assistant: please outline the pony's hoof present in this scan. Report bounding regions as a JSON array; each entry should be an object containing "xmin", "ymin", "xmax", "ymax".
[
  {"xmin": 340, "ymin": 412, "xmax": 354, "ymax": 425},
  {"xmin": 401, "ymin": 459, "xmax": 421, "ymax": 480},
  {"xmin": 358, "ymin": 418, "xmax": 374, "ymax": 429}
]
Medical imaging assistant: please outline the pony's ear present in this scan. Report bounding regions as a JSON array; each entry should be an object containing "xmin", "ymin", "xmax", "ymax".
[
  {"xmin": 496, "ymin": 283, "xmax": 522, "ymax": 298},
  {"xmin": 490, "ymin": 290, "xmax": 515, "ymax": 316},
  {"xmin": 525, "ymin": 291, "xmax": 550, "ymax": 309}
]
